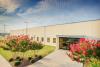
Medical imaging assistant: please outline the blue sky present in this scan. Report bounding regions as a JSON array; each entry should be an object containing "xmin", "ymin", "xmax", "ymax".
[{"xmin": 0, "ymin": 0, "xmax": 100, "ymax": 32}]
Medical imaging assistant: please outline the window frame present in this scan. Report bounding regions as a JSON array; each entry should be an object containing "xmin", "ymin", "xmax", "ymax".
[
  {"xmin": 53, "ymin": 38, "xmax": 56, "ymax": 43},
  {"xmin": 37, "ymin": 37, "xmax": 39, "ymax": 41},
  {"xmin": 41, "ymin": 37, "xmax": 44, "ymax": 42},
  {"xmin": 47, "ymin": 37, "xmax": 50, "ymax": 42}
]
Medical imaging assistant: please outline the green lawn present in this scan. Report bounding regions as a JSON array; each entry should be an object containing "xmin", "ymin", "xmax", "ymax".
[
  {"xmin": 0, "ymin": 45, "xmax": 55, "ymax": 60},
  {"xmin": 0, "ymin": 36, "xmax": 4, "ymax": 40}
]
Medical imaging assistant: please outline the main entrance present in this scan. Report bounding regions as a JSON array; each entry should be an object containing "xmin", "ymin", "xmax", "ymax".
[{"xmin": 59, "ymin": 37, "xmax": 80, "ymax": 50}]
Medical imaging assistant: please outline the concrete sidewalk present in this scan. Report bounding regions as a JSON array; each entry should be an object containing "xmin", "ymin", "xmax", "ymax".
[
  {"xmin": 0, "ymin": 55, "xmax": 12, "ymax": 67},
  {"xmin": 27, "ymin": 50, "xmax": 83, "ymax": 67}
]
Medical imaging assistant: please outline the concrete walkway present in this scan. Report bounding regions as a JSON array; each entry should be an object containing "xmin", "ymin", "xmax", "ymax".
[
  {"xmin": 27, "ymin": 50, "xmax": 83, "ymax": 67},
  {"xmin": 0, "ymin": 55, "xmax": 12, "ymax": 67}
]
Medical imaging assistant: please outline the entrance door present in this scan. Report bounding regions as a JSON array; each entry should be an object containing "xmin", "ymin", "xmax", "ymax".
[{"xmin": 59, "ymin": 37, "xmax": 79, "ymax": 50}]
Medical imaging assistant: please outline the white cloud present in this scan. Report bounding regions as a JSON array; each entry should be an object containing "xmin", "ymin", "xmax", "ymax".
[
  {"xmin": 16, "ymin": 0, "xmax": 52, "ymax": 17},
  {"xmin": 0, "ymin": 0, "xmax": 20, "ymax": 13},
  {"xmin": 32, "ymin": 0, "xmax": 50, "ymax": 13},
  {"xmin": 16, "ymin": 0, "xmax": 68, "ymax": 17}
]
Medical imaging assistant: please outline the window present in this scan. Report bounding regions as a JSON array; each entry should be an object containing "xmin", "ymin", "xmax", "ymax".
[
  {"xmin": 53, "ymin": 38, "xmax": 56, "ymax": 43},
  {"xmin": 31, "ymin": 37, "xmax": 33, "ymax": 40},
  {"xmin": 47, "ymin": 37, "xmax": 50, "ymax": 42},
  {"xmin": 37, "ymin": 37, "xmax": 39, "ymax": 41},
  {"xmin": 41, "ymin": 37, "xmax": 44, "ymax": 42}
]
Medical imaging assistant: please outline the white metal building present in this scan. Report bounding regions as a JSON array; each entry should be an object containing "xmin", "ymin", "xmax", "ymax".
[{"xmin": 11, "ymin": 20, "xmax": 100, "ymax": 49}]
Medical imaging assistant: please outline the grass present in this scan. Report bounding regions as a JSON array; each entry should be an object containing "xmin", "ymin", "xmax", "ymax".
[
  {"xmin": 37, "ymin": 45, "xmax": 56, "ymax": 56},
  {"xmin": 85, "ymin": 58, "xmax": 100, "ymax": 67},
  {"xmin": 0, "ymin": 36, "xmax": 4, "ymax": 40},
  {"xmin": 0, "ymin": 45, "xmax": 55, "ymax": 61},
  {"xmin": 90, "ymin": 59, "xmax": 100, "ymax": 67},
  {"xmin": 0, "ymin": 48, "xmax": 14, "ymax": 60}
]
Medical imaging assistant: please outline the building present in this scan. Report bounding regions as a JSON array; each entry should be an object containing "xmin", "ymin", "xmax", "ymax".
[
  {"xmin": 11, "ymin": 20, "xmax": 100, "ymax": 49},
  {"xmin": 0, "ymin": 33, "xmax": 10, "ymax": 37}
]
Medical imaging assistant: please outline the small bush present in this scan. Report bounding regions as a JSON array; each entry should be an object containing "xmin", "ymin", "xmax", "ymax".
[
  {"xmin": 35, "ymin": 55, "xmax": 38, "ymax": 57},
  {"xmin": 16, "ymin": 56, "xmax": 20, "ymax": 60},
  {"xmin": 2, "ymin": 46, "xmax": 10, "ymax": 50},
  {"xmin": 14, "ymin": 61, "xmax": 21, "ymax": 66},
  {"xmin": 30, "ymin": 57, "xmax": 40, "ymax": 63},
  {"xmin": 21, "ymin": 58, "xmax": 23, "ymax": 61},
  {"xmin": 28, "ymin": 57, "xmax": 32, "ymax": 61},
  {"xmin": 38, "ymin": 55, "xmax": 43, "ymax": 59},
  {"xmin": 15, "ymin": 56, "xmax": 23, "ymax": 61},
  {"xmin": 30, "ymin": 59, "xmax": 35, "ymax": 63},
  {"xmin": 9, "ymin": 58, "xmax": 14, "ymax": 62}
]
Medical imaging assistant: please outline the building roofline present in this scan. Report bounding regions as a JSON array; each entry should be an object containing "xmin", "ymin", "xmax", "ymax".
[
  {"xmin": 40, "ymin": 19, "xmax": 100, "ymax": 27},
  {"xmin": 12, "ymin": 19, "xmax": 100, "ymax": 31}
]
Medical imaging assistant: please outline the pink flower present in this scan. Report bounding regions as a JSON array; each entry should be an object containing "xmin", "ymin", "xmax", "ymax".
[
  {"xmin": 93, "ymin": 52, "xmax": 96, "ymax": 56},
  {"xmin": 69, "ymin": 38, "xmax": 99, "ymax": 63},
  {"xmin": 80, "ymin": 38, "xmax": 85, "ymax": 43},
  {"xmin": 96, "ymin": 44, "xmax": 100, "ymax": 47},
  {"xmin": 82, "ymin": 51, "xmax": 87, "ymax": 56}
]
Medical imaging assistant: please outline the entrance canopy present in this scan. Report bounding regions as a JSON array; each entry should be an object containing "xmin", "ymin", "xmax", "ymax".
[
  {"xmin": 56, "ymin": 35, "xmax": 100, "ymax": 40},
  {"xmin": 56, "ymin": 35, "xmax": 86, "ymax": 38}
]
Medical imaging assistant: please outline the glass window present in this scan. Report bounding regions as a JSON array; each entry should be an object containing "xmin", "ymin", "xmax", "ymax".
[
  {"xmin": 47, "ymin": 37, "xmax": 50, "ymax": 42},
  {"xmin": 31, "ymin": 37, "xmax": 33, "ymax": 40},
  {"xmin": 53, "ymin": 38, "xmax": 56, "ymax": 43},
  {"xmin": 41, "ymin": 37, "xmax": 44, "ymax": 42},
  {"xmin": 37, "ymin": 37, "xmax": 39, "ymax": 41}
]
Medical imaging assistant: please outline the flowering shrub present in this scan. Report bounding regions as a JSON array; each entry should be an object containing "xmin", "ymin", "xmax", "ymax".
[
  {"xmin": 68, "ymin": 38, "xmax": 100, "ymax": 63},
  {"xmin": 5, "ymin": 35, "xmax": 43, "ymax": 52}
]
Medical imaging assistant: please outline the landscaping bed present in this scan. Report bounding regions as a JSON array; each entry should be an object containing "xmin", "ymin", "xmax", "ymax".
[
  {"xmin": 0, "ymin": 35, "xmax": 55, "ymax": 67},
  {"xmin": 0, "ymin": 45, "xmax": 55, "ymax": 67}
]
